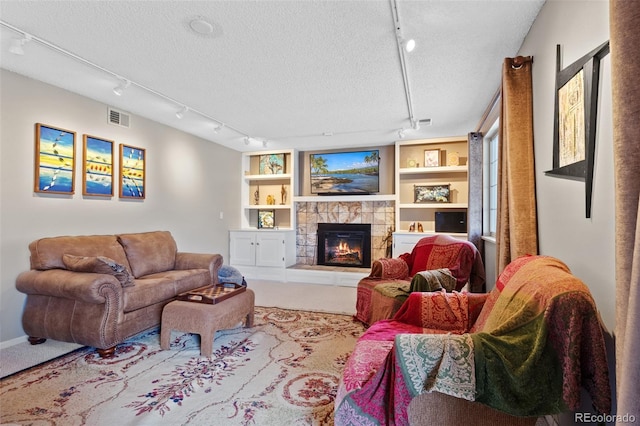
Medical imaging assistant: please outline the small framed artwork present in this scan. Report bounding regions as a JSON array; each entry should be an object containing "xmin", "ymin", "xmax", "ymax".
[
  {"xmin": 83, "ymin": 135, "xmax": 114, "ymax": 196},
  {"xmin": 414, "ymin": 184, "xmax": 451, "ymax": 203},
  {"xmin": 258, "ymin": 209, "xmax": 275, "ymax": 229},
  {"xmin": 119, "ymin": 144, "xmax": 145, "ymax": 199},
  {"xmin": 34, "ymin": 123, "xmax": 76, "ymax": 194},
  {"xmin": 546, "ymin": 40, "xmax": 610, "ymax": 218},
  {"xmin": 424, "ymin": 149, "xmax": 440, "ymax": 167},
  {"xmin": 259, "ymin": 153, "xmax": 285, "ymax": 175}
]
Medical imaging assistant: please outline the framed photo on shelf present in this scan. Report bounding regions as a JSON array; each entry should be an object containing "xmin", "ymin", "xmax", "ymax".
[
  {"xmin": 258, "ymin": 209, "xmax": 275, "ymax": 229},
  {"xmin": 414, "ymin": 184, "xmax": 451, "ymax": 203},
  {"xmin": 119, "ymin": 144, "xmax": 145, "ymax": 199},
  {"xmin": 83, "ymin": 135, "xmax": 114, "ymax": 197},
  {"xmin": 34, "ymin": 123, "xmax": 76, "ymax": 194},
  {"xmin": 259, "ymin": 153, "xmax": 285, "ymax": 175},
  {"xmin": 423, "ymin": 149, "xmax": 440, "ymax": 167}
]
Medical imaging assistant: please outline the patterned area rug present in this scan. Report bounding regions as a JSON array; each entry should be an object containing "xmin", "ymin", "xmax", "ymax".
[{"xmin": 0, "ymin": 307, "xmax": 365, "ymax": 425}]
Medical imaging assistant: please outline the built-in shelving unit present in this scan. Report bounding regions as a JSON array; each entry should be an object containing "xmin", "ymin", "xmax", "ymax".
[
  {"xmin": 394, "ymin": 136, "xmax": 470, "ymax": 247},
  {"xmin": 240, "ymin": 149, "xmax": 297, "ymax": 230}
]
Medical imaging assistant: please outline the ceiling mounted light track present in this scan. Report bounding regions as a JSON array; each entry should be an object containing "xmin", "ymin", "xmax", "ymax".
[
  {"xmin": 390, "ymin": 0, "xmax": 419, "ymax": 131},
  {"xmin": 0, "ymin": 19, "xmax": 267, "ymax": 148}
]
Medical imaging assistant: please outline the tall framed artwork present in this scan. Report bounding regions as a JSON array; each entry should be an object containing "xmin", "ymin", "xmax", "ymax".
[
  {"xmin": 83, "ymin": 135, "xmax": 114, "ymax": 196},
  {"xmin": 545, "ymin": 40, "xmax": 609, "ymax": 218},
  {"xmin": 119, "ymin": 144, "xmax": 145, "ymax": 199},
  {"xmin": 34, "ymin": 123, "xmax": 76, "ymax": 194}
]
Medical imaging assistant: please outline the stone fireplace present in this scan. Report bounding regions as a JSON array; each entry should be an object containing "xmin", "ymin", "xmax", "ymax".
[
  {"xmin": 295, "ymin": 200, "xmax": 395, "ymax": 266},
  {"xmin": 317, "ymin": 223, "xmax": 371, "ymax": 268}
]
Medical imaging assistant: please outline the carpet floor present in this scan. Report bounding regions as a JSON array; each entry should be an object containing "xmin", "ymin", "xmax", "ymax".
[{"xmin": 0, "ymin": 306, "xmax": 365, "ymax": 426}]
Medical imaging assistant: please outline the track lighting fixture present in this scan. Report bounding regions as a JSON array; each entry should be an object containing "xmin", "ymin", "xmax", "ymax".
[
  {"xmin": 403, "ymin": 38, "xmax": 416, "ymax": 53},
  {"xmin": 9, "ymin": 34, "xmax": 31, "ymax": 55},
  {"xmin": 397, "ymin": 129, "xmax": 406, "ymax": 139},
  {"xmin": 212, "ymin": 123, "xmax": 223, "ymax": 134},
  {"xmin": 411, "ymin": 119, "xmax": 420, "ymax": 130},
  {"xmin": 244, "ymin": 137, "xmax": 250, "ymax": 145},
  {"xmin": 112, "ymin": 79, "xmax": 130, "ymax": 96},
  {"xmin": 262, "ymin": 140, "xmax": 268, "ymax": 148},
  {"xmin": 175, "ymin": 106, "xmax": 188, "ymax": 119}
]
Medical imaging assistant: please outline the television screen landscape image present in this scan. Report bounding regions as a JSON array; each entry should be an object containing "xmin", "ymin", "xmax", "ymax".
[{"xmin": 310, "ymin": 150, "xmax": 380, "ymax": 194}]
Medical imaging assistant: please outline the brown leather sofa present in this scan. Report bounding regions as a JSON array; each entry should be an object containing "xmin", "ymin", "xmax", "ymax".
[{"xmin": 16, "ymin": 230, "xmax": 222, "ymax": 357}]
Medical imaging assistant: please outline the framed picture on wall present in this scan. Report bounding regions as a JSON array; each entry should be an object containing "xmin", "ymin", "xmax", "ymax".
[
  {"xmin": 83, "ymin": 135, "xmax": 114, "ymax": 197},
  {"xmin": 34, "ymin": 123, "xmax": 76, "ymax": 194},
  {"xmin": 119, "ymin": 144, "xmax": 145, "ymax": 199},
  {"xmin": 545, "ymin": 40, "xmax": 610, "ymax": 218}
]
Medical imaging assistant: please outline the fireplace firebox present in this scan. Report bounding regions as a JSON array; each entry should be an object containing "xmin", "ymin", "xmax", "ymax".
[{"xmin": 317, "ymin": 223, "xmax": 371, "ymax": 268}]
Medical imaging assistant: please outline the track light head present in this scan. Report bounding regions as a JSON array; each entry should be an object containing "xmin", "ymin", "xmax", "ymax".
[
  {"xmin": 113, "ymin": 79, "xmax": 130, "ymax": 96},
  {"xmin": 176, "ymin": 106, "xmax": 188, "ymax": 119},
  {"xmin": 262, "ymin": 140, "xmax": 268, "ymax": 148},
  {"xmin": 213, "ymin": 123, "xmax": 224, "ymax": 134},
  {"xmin": 397, "ymin": 129, "xmax": 406, "ymax": 139},
  {"xmin": 411, "ymin": 119, "xmax": 420, "ymax": 130},
  {"xmin": 9, "ymin": 34, "xmax": 31, "ymax": 55},
  {"xmin": 244, "ymin": 137, "xmax": 250, "ymax": 145}
]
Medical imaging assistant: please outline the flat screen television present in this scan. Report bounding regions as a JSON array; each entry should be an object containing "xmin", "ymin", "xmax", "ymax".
[{"xmin": 310, "ymin": 150, "xmax": 379, "ymax": 194}]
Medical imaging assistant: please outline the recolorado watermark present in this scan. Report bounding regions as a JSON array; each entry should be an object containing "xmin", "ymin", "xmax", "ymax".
[{"xmin": 575, "ymin": 412, "xmax": 636, "ymax": 423}]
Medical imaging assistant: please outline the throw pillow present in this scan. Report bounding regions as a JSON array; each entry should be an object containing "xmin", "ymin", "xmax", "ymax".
[{"xmin": 62, "ymin": 254, "xmax": 135, "ymax": 287}]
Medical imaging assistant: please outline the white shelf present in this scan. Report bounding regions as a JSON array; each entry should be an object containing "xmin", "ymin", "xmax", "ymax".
[
  {"xmin": 243, "ymin": 204, "xmax": 292, "ymax": 210},
  {"xmin": 398, "ymin": 203, "xmax": 467, "ymax": 209},
  {"xmin": 398, "ymin": 165, "xmax": 467, "ymax": 175},
  {"xmin": 293, "ymin": 194, "xmax": 396, "ymax": 203},
  {"xmin": 244, "ymin": 173, "xmax": 292, "ymax": 181}
]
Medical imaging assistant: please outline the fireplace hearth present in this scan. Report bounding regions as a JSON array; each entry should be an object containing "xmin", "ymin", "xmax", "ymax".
[{"xmin": 317, "ymin": 223, "xmax": 371, "ymax": 268}]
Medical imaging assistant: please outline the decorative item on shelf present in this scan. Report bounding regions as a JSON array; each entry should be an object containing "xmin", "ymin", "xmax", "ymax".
[
  {"xmin": 266, "ymin": 195, "xmax": 276, "ymax": 205},
  {"xmin": 417, "ymin": 222, "xmax": 424, "ymax": 232},
  {"xmin": 259, "ymin": 153, "xmax": 285, "ymax": 175},
  {"xmin": 424, "ymin": 148, "xmax": 440, "ymax": 167},
  {"xmin": 280, "ymin": 184, "xmax": 287, "ymax": 205},
  {"xmin": 414, "ymin": 184, "xmax": 451, "ymax": 203},
  {"xmin": 408, "ymin": 222, "xmax": 416, "ymax": 232},
  {"xmin": 447, "ymin": 151, "xmax": 460, "ymax": 166},
  {"xmin": 407, "ymin": 158, "xmax": 417, "ymax": 168},
  {"xmin": 254, "ymin": 185, "xmax": 260, "ymax": 205},
  {"xmin": 258, "ymin": 209, "xmax": 275, "ymax": 229}
]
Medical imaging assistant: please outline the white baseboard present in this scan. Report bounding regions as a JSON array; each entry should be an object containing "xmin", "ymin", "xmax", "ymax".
[{"xmin": 0, "ymin": 335, "xmax": 28, "ymax": 350}]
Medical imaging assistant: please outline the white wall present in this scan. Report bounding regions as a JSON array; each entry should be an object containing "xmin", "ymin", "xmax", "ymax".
[
  {"xmin": 0, "ymin": 70, "xmax": 241, "ymax": 343},
  {"xmin": 517, "ymin": 0, "xmax": 615, "ymax": 332}
]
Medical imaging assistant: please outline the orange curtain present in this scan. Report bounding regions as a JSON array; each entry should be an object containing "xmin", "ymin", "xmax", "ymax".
[
  {"xmin": 496, "ymin": 57, "xmax": 539, "ymax": 274},
  {"xmin": 610, "ymin": 1, "xmax": 640, "ymax": 422}
]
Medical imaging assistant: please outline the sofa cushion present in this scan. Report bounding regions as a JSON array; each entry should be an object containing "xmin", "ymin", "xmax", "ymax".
[
  {"xmin": 28, "ymin": 234, "xmax": 131, "ymax": 272},
  {"xmin": 121, "ymin": 269, "xmax": 209, "ymax": 312},
  {"xmin": 62, "ymin": 254, "xmax": 135, "ymax": 287},
  {"xmin": 117, "ymin": 231, "xmax": 177, "ymax": 278}
]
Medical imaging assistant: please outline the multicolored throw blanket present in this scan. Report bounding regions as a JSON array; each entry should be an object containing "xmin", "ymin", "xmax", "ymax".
[{"xmin": 336, "ymin": 255, "xmax": 611, "ymax": 425}]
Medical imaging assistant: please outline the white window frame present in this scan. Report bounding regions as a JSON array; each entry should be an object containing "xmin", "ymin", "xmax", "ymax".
[{"xmin": 483, "ymin": 119, "xmax": 499, "ymax": 239}]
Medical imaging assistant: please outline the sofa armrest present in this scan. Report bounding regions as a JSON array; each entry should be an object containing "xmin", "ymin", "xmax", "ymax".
[
  {"xmin": 392, "ymin": 291, "xmax": 472, "ymax": 332},
  {"xmin": 370, "ymin": 258, "xmax": 409, "ymax": 279},
  {"xmin": 16, "ymin": 269, "xmax": 121, "ymax": 304},
  {"xmin": 175, "ymin": 253, "xmax": 223, "ymax": 285}
]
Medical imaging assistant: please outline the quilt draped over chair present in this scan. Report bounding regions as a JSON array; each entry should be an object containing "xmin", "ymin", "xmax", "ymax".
[
  {"xmin": 336, "ymin": 255, "xmax": 611, "ymax": 425},
  {"xmin": 355, "ymin": 234, "xmax": 485, "ymax": 326}
]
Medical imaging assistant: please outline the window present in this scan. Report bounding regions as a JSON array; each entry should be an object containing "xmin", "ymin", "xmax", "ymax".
[{"xmin": 483, "ymin": 119, "xmax": 499, "ymax": 238}]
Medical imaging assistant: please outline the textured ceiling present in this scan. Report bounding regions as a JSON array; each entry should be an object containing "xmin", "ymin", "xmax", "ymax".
[{"xmin": 0, "ymin": 0, "xmax": 544, "ymax": 152}]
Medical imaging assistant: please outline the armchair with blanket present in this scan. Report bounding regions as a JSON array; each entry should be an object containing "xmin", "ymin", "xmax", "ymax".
[
  {"xmin": 336, "ymin": 255, "xmax": 611, "ymax": 425},
  {"xmin": 355, "ymin": 234, "xmax": 485, "ymax": 326}
]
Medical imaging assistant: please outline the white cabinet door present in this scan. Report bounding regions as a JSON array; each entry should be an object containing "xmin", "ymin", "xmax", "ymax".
[
  {"xmin": 255, "ymin": 233, "xmax": 285, "ymax": 267},
  {"xmin": 230, "ymin": 232, "xmax": 256, "ymax": 266}
]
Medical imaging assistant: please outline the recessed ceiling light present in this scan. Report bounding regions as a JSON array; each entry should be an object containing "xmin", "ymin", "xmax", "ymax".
[{"xmin": 189, "ymin": 18, "xmax": 214, "ymax": 35}]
